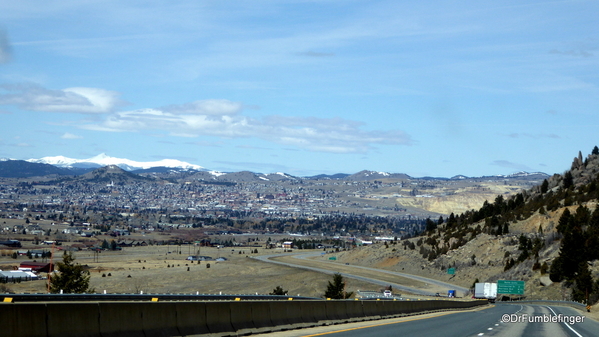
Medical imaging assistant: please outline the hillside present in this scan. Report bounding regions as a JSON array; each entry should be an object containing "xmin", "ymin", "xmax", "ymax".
[
  {"xmin": 0, "ymin": 160, "xmax": 74, "ymax": 178},
  {"xmin": 337, "ymin": 146, "xmax": 599, "ymax": 305}
]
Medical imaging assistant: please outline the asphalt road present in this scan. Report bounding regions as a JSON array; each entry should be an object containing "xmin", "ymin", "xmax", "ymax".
[
  {"xmin": 253, "ymin": 251, "xmax": 468, "ymax": 296},
  {"xmin": 254, "ymin": 304, "xmax": 599, "ymax": 337}
]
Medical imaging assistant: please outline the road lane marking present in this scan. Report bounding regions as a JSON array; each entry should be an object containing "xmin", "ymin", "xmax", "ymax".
[
  {"xmin": 545, "ymin": 306, "xmax": 583, "ymax": 337},
  {"xmin": 301, "ymin": 312, "xmax": 457, "ymax": 336},
  {"xmin": 302, "ymin": 306, "xmax": 494, "ymax": 337}
]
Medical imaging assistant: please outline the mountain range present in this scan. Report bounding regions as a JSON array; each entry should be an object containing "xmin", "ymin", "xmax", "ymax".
[{"xmin": 0, "ymin": 153, "xmax": 550, "ymax": 181}]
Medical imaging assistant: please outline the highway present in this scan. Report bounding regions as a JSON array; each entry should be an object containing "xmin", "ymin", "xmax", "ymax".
[
  {"xmin": 253, "ymin": 303, "xmax": 599, "ymax": 337},
  {"xmin": 253, "ymin": 252, "xmax": 468, "ymax": 296}
]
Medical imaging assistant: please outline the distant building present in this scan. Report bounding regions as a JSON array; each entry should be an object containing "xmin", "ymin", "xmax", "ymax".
[
  {"xmin": 19, "ymin": 262, "xmax": 54, "ymax": 273},
  {"xmin": 282, "ymin": 241, "xmax": 293, "ymax": 249}
]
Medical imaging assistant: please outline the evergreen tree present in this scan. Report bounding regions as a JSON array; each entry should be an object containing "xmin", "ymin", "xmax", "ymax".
[
  {"xmin": 49, "ymin": 252, "xmax": 94, "ymax": 294},
  {"xmin": 541, "ymin": 179, "xmax": 549, "ymax": 194},
  {"xmin": 572, "ymin": 261, "xmax": 593, "ymax": 304},
  {"xmin": 563, "ymin": 171, "xmax": 574, "ymax": 189},
  {"xmin": 592, "ymin": 146, "xmax": 599, "ymax": 156},
  {"xmin": 425, "ymin": 218, "xmax": 437, "ymax": 232},
  {"xmin": 556, "ymin": 208, "xmax": 571, "ymax": 234},
  {"xmin": 269, "ymin": 286, "xmax": 288, "ymax": 296},
  {"xmin": 323, "ymin": 273, "xmax": 353, "ymax": 299},
  {"xmin": 550, "ymin": 226, "xmax": 585, "ymax": 282}
]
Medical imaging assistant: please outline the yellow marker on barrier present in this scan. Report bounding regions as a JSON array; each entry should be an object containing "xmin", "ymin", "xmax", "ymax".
[
  {"xmin": 3, "ymin": 297, "xmax": 13, "ymax": 303},
  {"xmin": 355, "ymin": 298, "xmax": 359, "ymax": 301},
  {"xmin": 288, "ymin": 298, "xmax": 293, "ymax": 301},
  {"xmin": 326, "ymin": 298, "xmax": 331, "ymax": 300},
  {"xmin": 376, "ymin": 298, "xmax": 380, "ymax": 301},
  {"xmin": 151, "ymin": 298, "xmax": 159, "ymax": 302},
  {"xmin": 235, "ymin": 298, "xmax": 241, "ymax": 301}
]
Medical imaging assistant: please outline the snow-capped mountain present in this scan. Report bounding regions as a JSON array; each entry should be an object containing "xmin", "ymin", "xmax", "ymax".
[{"xmin": 26, "ymin": 153, "xmax": 204, "ymax": 171}]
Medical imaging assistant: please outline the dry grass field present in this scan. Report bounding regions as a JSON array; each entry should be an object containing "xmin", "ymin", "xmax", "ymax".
[{"xmin": 1, "ymin": 246, "xmax": 382, "ymax": 298}]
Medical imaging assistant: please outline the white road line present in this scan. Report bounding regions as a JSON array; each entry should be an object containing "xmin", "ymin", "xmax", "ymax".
[{"xmin": 545, "ymin": 306, "xmax": 583, "ymax": 337}]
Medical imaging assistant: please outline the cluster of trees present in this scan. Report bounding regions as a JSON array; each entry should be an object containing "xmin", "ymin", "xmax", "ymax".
[
  {"xmin": 100, "ymin": 239, "xmax": 119, "ymax": 251},
  {"xmin": 266, "ymin": 273, "xmax": 354, "ymax": 299},
  {"xmin": 186, "ymin": 215, "xmax": 427, "ymax": 238},
  {"xmin": 406, "ymin": 146, "xmax": 599, "ymax": 304},
  {"xmin": 549, "ymin": 206, "xmax": 599, "ymax": 304}
]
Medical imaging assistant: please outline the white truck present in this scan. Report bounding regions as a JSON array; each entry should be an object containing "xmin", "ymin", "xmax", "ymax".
[{"xmin": 474, "ymin": 282, "xmax": 497, "ymax": 302}]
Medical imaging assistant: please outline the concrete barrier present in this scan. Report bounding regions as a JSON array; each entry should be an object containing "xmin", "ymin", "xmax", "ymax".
[
  {"xmin": 3, "ymin": 299, "xmax": 489, "ymax": 336},
  {"xmin": 46, "ymin": 303, "xmax": 100, "ymax": 337},
  {"xmin": 297, "ymin": 300, "xmax": 320, "ymax": 327},
  {"xmin": 99, "ymin": 302, "xmax": 145, "ymax": 337},
  {"xmin": 176, "ymin": 302, "xmax": 210, "ymax": 336},
  {"xmin": 310, "ymin": 300, "xmax": 331, "ymax": 325},
  {"xmin": 141, "ymin": 302, "xmax": 180, "ymax": 337},
  {"xmin": 325, "ymin": 300, "xmax": 350, "ymax": 322},
  {"xmin": 205, "ymin": 301, "xmax": 234, "ymax": 335},
  {"xmin": 268, "ymin": 301, "xmax": 291, "ymax": 328},
  {"xmin": 230, "ymin": 301, "xmax": 256, "ymax": 335},
  {"xmin": 361, "ymin": 300, "xmax": 382, "ymax": 320},
  {"xmin": 0, "ymin": 303, "xmax": 47, "ymax": 337},
  {"xmin": 249, "ymin": 301, "xmax": 275, "ymax": 334},
  {"xmin": 345, "ymin": 300, "xmax": 365, "ymax": 322}
]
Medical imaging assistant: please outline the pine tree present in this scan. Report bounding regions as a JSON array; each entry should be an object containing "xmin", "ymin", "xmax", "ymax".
[
  {"xmin": 49, "ymin": 252, "xmax": 94, "ymax": 294},
  {"xmin": 563, "ymin": 171, "xmax": 574, "ymax": 189},
  {"xmin": 269, "ymin": 286, "xmax": 288, "ymax": 295},
  {"xmin": 556, "ymin": 208, "xmax": 571, "ymax": 234},
  {"xmin": 323, "ymin": 273, "xmax": 353, "ymax": 299},
  {"xmin": 541, "ymin": 179, "xmax": 549, "ymax": 194},
  {"xmin": 572, "ymin": 261, "xmax": 593, "ymax": 304},
  {"xmin": 550, "ymin": 226, "xmax": 585, "ymax": 282}
]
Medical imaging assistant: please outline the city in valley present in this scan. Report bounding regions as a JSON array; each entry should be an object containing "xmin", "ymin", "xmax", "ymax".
[{"xmin": 0, "ymin": 161, "xmax": 547, "ymax": 296}]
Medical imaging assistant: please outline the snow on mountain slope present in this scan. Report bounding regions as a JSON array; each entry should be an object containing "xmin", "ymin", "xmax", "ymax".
[{"xmin": 27, "ymin": 153, "xmax": 204, "ymax": 171}]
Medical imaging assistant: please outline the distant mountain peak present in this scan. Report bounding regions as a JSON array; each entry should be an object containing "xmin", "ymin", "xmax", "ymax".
[{"xmin": 27, "ymin": 154, "xmax": 204, "ymax": 171}]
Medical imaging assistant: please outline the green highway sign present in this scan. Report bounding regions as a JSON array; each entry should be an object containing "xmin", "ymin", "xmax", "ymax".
[
  {"xmin": 497, "ymin": 280, "xmax": 525, "ymax": 295},
  {"xmin": 447, "ymin": 268, "xmax": 455, "ymax": 275},
  {"xmin": 328, "ymin": 257, "xmax": 337, "ymax": 260}
]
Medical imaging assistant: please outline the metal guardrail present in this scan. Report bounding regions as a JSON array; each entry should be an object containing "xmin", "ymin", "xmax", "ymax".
[
  {"xmin": 0, "ymin": 293, "xmax": 320, "ymax": 303},
  {"xmin": 498, "ymin": 299, "xmax": 587, "ymax": 309}
]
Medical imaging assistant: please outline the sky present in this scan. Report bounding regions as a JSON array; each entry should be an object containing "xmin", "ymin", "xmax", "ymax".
[{"xmin": 0, "ymin": 1, "xmax": 598, "ymax": 177}]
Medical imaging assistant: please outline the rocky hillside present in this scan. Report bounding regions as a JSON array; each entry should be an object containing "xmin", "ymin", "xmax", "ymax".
[{"xmin": 339, "ymin": 146, "xmax": 599, "ymax": 304}]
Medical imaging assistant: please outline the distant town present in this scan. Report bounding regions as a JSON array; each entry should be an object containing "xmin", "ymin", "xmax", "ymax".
[{"xmin": 0, "ymin": 161, "xmax": 548, "ymax": 253}]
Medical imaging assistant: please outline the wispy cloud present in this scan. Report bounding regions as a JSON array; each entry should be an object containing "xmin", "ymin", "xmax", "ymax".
[
  {"xmin": 549, "ymin": 48, "xmax": 593, "ymax": 58},
  {"xmin": 0, "ymin": 29, "xmax": 11, "ymax": 64},
  {"xmin": 296, "ymin": 51, "xmax": 335, "ymax": 57},
  {"xmin": 78, "ymin": 98, "xmax": 412, "ymax": 154},
  {"xmin": 0, "ymin": 83, "xmax": 126, "ymax": 114},
  {"xmin": 506, "ymin": 133, "xmax": 560, "ymax": 139},
  {"xmin": 61, "ymin": 132, "xmax": 82, "ymax": 139},
  {"xmin": 490, "ymin": 160, "xmax": 532, "ymax": 171}
]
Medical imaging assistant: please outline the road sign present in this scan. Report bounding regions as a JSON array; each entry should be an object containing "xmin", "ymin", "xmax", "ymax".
[
  {"xmin": 328, "ymin": 257, "xmax": 337, "ymax": 260},
  {"xmin": 497, "ymin": 280, "xmax": 525, "ymax": 295},
  {"xmin": 447, "ymin": 268, "xmax": 455, "ymax": 275}
]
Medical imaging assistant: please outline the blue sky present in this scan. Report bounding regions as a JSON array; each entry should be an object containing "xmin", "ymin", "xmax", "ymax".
[{"xmin": 0, "ymin": 1, "xmax": 598, "ymax": 177}]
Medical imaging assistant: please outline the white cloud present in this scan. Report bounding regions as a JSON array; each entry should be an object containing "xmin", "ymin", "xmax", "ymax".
[
  {"xmin": 0, "ymin": 83, "xmax": 125, "ymax": 114},
  {"xmin": 161, "ymin": 100, "xmax": 243, "ymax": 116},
  {"xmin": 80, "ymin": 99, "xmax": 413, "ymax": 154},
  {"xmin": 490, "ymin": 160, "xmax": 532, "ymax": 172},
  {"xmin": 506, "ymin": 133, "xmax": 560, "ymax": 139},
  {"xmin": 0, "ymin": 29, "xmax": 11, "ymax": 64},
  {"xmin": 61, "ymin": 132, "xmax": 82, "ymax": 139}
]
